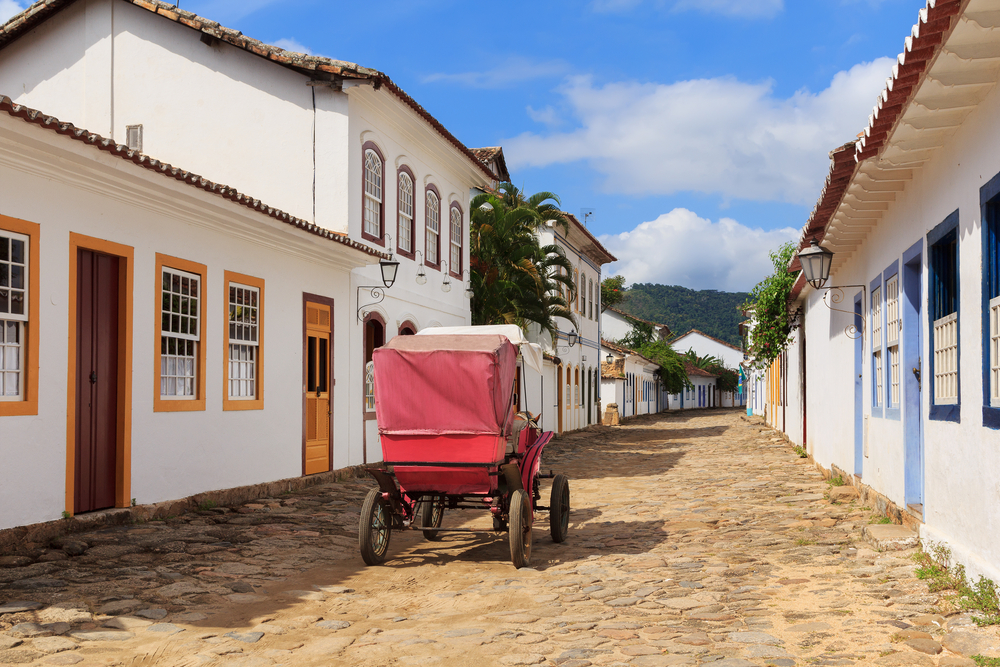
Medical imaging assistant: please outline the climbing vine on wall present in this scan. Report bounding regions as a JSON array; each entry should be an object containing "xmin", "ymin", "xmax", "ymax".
[{"xmin": 742, "ymin": 241, "xmax": 799, "ymax": 371}]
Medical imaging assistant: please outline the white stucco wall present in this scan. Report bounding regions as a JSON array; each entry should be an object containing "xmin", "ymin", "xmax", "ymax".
[
  {"xmin": 792, "ymin": 59, "xmax": 1000, "ymax": 583},
  {"xmin": 0, "ymin": 112, "xmax": 375, "ymax": 530},
  {"xmin": 672, "ymin": 332, "xmax": 744, "ymax": 370}
]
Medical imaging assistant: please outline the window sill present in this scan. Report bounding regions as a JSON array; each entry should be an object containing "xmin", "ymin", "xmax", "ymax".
[
  {"xmin": 0, "ymin": 399, "xmax": 38, "ymax": 416},
  {"xmin": 154, "ymin": 397, "xmax": 206, "ymax": 412},
  {"xmin": 361, "ymin": 231, "xmax": 385, "ymax": 247},
  {"xmin": 224, "ymin": 398, "xmax": 263, "ymax": 411},
  {"xmin": 885, "ymin": 406, "xmax": 901, "ymax": 421},
  {"xmin": 871, "ymin": 406, "xmax": 883, "ymax": 418},
  {"xmin": 930, "ymin": 404, "xmax": 960, "ymax": 422}
]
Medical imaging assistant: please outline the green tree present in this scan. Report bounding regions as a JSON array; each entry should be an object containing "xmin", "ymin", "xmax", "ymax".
[
  {"xmin": 601, "ymin": 275, "xmax": 627, "ymax": 312},
  {"xmin": 741, "ymin": 241, "xmax": 799, "ymax": 371},
  {"xmin": 615, "ymin": 320, "xmax": 688, "ymax": 394},
  {"xmin": 469, "ymin": 184, "xmax": 576, "ymax": 339},
  {"xmin": 682, "ymin": 349, "xmax": 739, "ymax": 393}
]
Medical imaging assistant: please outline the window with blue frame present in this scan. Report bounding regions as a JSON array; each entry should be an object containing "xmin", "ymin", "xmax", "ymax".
[
  {"xmin": 983, "ymin": 184, "xmax": 1000, "ymax": 427},
  {"xmin": 870, "ymin": 278, "xmax": 883, "ymax": 415},
  {"xmin": 928, "ymin": 210, "xmax": 959, "ymax": 422}
]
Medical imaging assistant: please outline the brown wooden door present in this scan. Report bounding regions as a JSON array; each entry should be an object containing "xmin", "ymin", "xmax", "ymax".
[
  {"xmin": 75, "ymin": 249, "xmax": 119, "ymax": 513},
  {"xmin": 304, "ymin": 301, "xmax": 332, "ymax": 475}
]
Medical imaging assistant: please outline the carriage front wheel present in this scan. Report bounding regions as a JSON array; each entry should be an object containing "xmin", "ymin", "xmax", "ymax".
[
  {"xmin": 550, "ymin": 474, "xmax": 570, "ymax": 543},
  {"xmin": 509, "ymin": 489, "xmax": 532, "ymax": 568},
  {"xmin": 419, "ymin": 496, "xmax": 444, "ymax": 541},
  {"xmin": 359, "ymin": 488, "xmax": 392, "ymax": 565}
]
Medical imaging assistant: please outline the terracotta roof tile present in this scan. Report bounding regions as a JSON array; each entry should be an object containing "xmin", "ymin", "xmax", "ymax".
[
  {"xmin": 0, "ymin": 95, "xmax": 387, "ymax": 259},
  {"xmin": 0, "ymin": 0, "xmax": 494, "ymax": 181},
  {"xmin": 684, "ymin": 361, "xmax": 717, "ymax": 378},
  {"xmin": 789, "ymin": 0, "xmax": 963, "ymax": 300}
]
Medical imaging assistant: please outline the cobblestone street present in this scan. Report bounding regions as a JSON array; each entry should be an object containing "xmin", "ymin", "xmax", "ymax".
[{"xmin": 2, "ymin": 409, "xmax": 998, "ymax": 666}]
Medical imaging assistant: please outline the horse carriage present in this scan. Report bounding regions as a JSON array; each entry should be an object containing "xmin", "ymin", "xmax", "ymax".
[{"xmin": 358, "ymin": 325, "xmax": 569, "ymax": 568}]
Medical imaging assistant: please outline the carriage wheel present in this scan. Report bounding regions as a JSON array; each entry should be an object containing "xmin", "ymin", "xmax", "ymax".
[
  {"xmin": 359, "ymin": 488, "xmax": 392, "ymax": 565},
  {"xmin": 419, "ymin": 496, "xmax": 444, "ymax": 541},
  {"xmin": 549, "ymin": 474, "xmax": 570, "ymax": 543},
  {"xmin": 509, "ymin": 489, "xmax": 532, "ymax": 568}
]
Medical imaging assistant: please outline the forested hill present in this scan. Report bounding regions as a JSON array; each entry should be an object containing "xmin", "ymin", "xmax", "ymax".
[{"xmin": 616, "ymin": 284, "xmax": 748, "ymax": 348}]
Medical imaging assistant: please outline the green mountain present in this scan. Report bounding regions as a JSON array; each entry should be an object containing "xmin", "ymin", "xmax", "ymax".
[{"xmin": 616, "ymin": 283, "xmax": 747, "ymax": 348}]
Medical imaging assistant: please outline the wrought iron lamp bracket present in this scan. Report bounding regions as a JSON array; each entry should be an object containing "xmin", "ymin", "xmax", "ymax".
[
  {"xmin": 357, "ymin": 285, "xmax": 386, "ymax": 323},
  {"xmin": 820, "ymin": 285, "xmax": 866, "ymax": 342}
]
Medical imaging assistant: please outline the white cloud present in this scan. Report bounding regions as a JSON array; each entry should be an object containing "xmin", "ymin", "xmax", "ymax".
[
  {"xmin": 0, "ymin": 0, "xmax": 26, "ymax": 24},
  {"xmin": 526, "ymin": 105, "xmax": 562, "ymax": 127},
  {"xmin": 599, "ymin": 208, "xmax": 798, "ymax": 292},
  {"xmin": 590, "ymin": 0, "xmax": 783, "ymax": 18},
  {"xmin": 422, "ymin": 57, "xmax": 569, "ymax": 89},
  {"xmin": 505, "ymin": 58, "xmax": 893, "ymax": 205},
  {"xmin": 272, "ymin": 38, "xmax": 313, "ymax": 55}
]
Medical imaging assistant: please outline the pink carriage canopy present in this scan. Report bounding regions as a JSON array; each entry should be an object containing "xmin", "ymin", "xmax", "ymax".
[{"xmin": 373, "ymin": 334, "xmax": 518, "ymax": 436}]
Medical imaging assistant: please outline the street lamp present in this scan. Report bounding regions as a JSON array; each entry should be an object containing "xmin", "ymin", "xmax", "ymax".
[
  {"xmin": 357, "ymin": 236, "xmax": 399, "ymax": 322},
  {"xmin": 605, "ymin": 352, "xmax": 613, "ymax": 365},
  {"xmin": 797, "ymin": 239, "xmax": 834, "ymax": 289},
  {"xmin": 440, "ymin": 260, "xmax": 452, "ymax": 293},
  {"xmin": 796, "ymin": 238, "xmax": 866, "ymax": 340},
  {"xmin": 414, "ymin": 251, "xmax": 427, "ymax": 285},
  {"xmin": 462, "ymin": 270, "xmax": 474, "ymax": 300},
  {"xmin": 567, "ymin": 330, "xmax": 579, "ymax": 347}
]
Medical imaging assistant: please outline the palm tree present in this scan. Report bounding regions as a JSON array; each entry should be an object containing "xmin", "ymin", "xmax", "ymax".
[{"xmin": 469, "ymin": 184, "xmax": 576, "ymax": 340}]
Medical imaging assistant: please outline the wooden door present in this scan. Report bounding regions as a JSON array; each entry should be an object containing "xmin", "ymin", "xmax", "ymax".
[
  {"xmin": 75, "ymin": 249, "xmax": 119, "ymax": 513},
  {"xmin": 304, "ymin": 301, "xmax": 332, "ymax": 475}
]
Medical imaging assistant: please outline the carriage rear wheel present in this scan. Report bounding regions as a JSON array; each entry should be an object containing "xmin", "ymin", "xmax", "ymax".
[
  {"xmin": 359, "ymin": 488, "xmax": 392, "ymax": 565},
  {"xmin": 509, "ymin": 489, "xmax": 532, "ymax": 568},
  {"xmin": 549, "ymin": 474, "xmax": 570, "ymax": 543},
  {"xmin": 419, "ymin": 496, "xmax": 444, "ymax": 541}
]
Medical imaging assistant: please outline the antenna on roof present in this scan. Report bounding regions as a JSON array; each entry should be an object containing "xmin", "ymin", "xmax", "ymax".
[{"xmin": 581, "ymin": 208, "xmax": 595, "ymax": 227}]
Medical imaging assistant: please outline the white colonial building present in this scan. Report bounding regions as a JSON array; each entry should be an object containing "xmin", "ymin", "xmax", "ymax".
[
  {"xmin": 520, "ymin": 214, "xmax": 616, "ymax": 434},
  {"xmin": 600, "ymin": 340, "xmax": 661, "ymax": 419},
  {"xmin": 671, "ymin": 329, "xmax": 746, "ymax": 407},
  {"xmin": 601, "ymin": 307, "xmax": 671, "ymax": 344},
  {"xmin": 764, "ymin": 0, "xmax": 1000, "ymax": 584},
  {"xmin": 0, "ymin": 0, "xmax": 492, "ymax": 528}
]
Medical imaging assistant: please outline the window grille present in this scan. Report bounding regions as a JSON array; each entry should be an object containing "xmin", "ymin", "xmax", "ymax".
[
  {"xmin": 886, "ymin": 275, "xmax": 900, "ymax": 407},
  {"xmin": 363, "ymin": 149, "xmax": 382, "ymax": 238},
  {"xmin": 450, "ymin": 206, "xmax": 461, "ymax": 272},
  {"xmin": 934, "ymin": 312, "xmax": 958, "ymax": 404},
  {"xmin": 161, "ymin": 267, "xmax": 200, "ymax": 398},
  {"xmin": 992, "ymin": 296, "xmax": 1000, "ymax": 407},
  {"xmin": 0, "ymin": 231, "xmax": 27, "ymax": 400},
  {"xmin": 425, "ymin": 191, "xmax": 440, "ymax": 265},
  {"xmin": 365, "ymin": 360, "xmax": 376, "ymax": 412},
  {"xmin": 126, "ymin": 124, "xmax": 143, "ymax": 153},
  {"xmin": 589, "ymin": 279, "xmax": 594, "ymax": 320},
  {"xmin": 871, "ymin": 285, "xmax": 882, "ymax": 408},
  {"xmin": 228, "ymin": 283, "xmax": 259, "ymax": 399},
  {"xmin": 398, "ymin": 172, "xmax": 413, "ymax": 253}
]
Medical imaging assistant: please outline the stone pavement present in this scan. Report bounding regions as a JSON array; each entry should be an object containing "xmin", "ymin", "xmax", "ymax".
[{"xmin": 2, "ymin": 409, "xmax": 999, "ymax": 666}]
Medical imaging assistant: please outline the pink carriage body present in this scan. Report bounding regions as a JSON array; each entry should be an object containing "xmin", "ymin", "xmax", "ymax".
[{"xmin": 373, "ymin": 334, "xmax": 519, "ymax": 495}]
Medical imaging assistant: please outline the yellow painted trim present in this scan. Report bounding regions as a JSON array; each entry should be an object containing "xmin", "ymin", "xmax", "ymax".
[
  {"xmin": 0, "ymin": 214, "xmax": 40, "ymax": 417},
  {"xmin": 153, "ymin": 253, "xmax": 208, "ymax": 413},
  {"xmin": 66, "ymin": 233, "xmax": 134, "ymax": 515},
  {"xmin": 223, "ymin": 270, "xmax": 264, "ymax": 411}
]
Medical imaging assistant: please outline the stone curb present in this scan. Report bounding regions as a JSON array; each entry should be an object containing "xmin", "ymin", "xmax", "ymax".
[{"xmin": 0, "ymin": 465, "xmax": 368, "ymax": 555}]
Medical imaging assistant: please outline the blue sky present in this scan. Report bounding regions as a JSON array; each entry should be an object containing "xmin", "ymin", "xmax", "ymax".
[{"xmin": 1, "ymin": 0, "xmax": 928, "ymax": 291}]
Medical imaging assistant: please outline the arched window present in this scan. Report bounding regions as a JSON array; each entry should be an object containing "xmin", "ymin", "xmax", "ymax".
[
  {"xmin": 364, "ymin": 314, "xmax": 385, "ymax": 414},
  {"xmin": 589, "ymin": 279, "xmax": 594, "ymax": 320},
  {"xmin": 574, "ymin": 269, "xmax": 580, "ymax": 311},
  {"xmin": 397, "ymin": 167, "xmax": 415, "ymax": 257},
  {"xmin": 425, "ymin": 186, "xmax": 440, "ymax": 267},
  {"xmin": 398, "ymin": 320, "xmax": 417, "ymax": 336},
  {"xmin": 449, "ymin": 203, "xmax": 463, "ymax": 276},
  {"xmin": 362, "ymin": 143, "xmax": 384, "ymax": 244}
]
